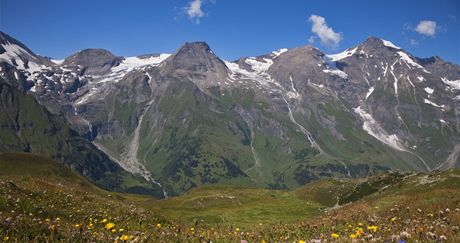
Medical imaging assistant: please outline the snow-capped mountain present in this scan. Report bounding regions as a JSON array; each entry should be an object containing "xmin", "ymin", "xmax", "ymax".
[{"xmin": 1, "ymin": 31, "xmax": 459, "ymax": 196}]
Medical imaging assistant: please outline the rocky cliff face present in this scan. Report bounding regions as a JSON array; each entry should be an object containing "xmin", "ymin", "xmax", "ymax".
[
  {"xmin": 1, "ymin": 31, "xmax": 459, "ymax": 196},
  {"xmin": 0, "ymin": 61, "xmax": 163, "ymax": 197}
]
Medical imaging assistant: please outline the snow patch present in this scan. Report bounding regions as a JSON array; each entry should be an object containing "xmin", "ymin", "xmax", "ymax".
[
  {"xmin": 322, "ymin": 56, "xmax": 348, "ymax": 79},
  {"xmin": 286, "ymin": 75, "xmax": 300, "ymax": 99},
  {"xmin": 327, "ymin": 47, "xmax": 358, "ymax": 62},
  {"xmin": 113, "ymin": 54, "xmax": 171, "ymax": 72},
  {"xmin": 365, "ymin": 86, "xmax": 375, "ymax": 100},
  {"xmin": 224, "ymin": 60, "xmax": 282, "ymax": 88},
  {"xmin": 272, "ymin": 48, "xmax": 288, "ymax": 57},
  {"xmin": 441, "ymin": 77, "xmax": 460, "ymax": 90},
  {"xmin": 397, "ymin": 51, "xmax": 428, "ymax": 72},
  {"xmin": 322, "ymin": 69, "xmax": 348, "ymax": 79},
  {"xmin": 382, "ymin": 39, "xmax": 401, "ymax": 49},
  {"xmin": 0, "ymin": 42, "xmax": 46, "ymax": 72},
  {"xmin": 354, "ymin": 106, "xmax": 405, "ymax": 151},
  {"xmin": 424, "ymin": 99, "xmax": 444, "ymax": 108},
  {"xmin": 424, "ymin": 87, "xmax": 434, "ymax": 95},
  {"xmin": 51, "ymin": 59, "xmax": 64, "ymax": 65},
  {"xmin": 245, "ymin": 57, "xmax": 273, "ymax": 73}
]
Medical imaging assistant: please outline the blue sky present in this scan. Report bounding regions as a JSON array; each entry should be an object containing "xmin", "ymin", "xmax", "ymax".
[{"xmin": 1, "ymin": 0, "xmax": 459, "ymax": 63}]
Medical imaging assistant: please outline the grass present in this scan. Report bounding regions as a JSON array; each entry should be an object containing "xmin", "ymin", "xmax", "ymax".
[
  {"xmin": 152, "ymin": 185, "xmax": 322, "ymax": 228},
  {"xmin": 1, "ymin": 152, "xmax": 460, "ymax": 242}
]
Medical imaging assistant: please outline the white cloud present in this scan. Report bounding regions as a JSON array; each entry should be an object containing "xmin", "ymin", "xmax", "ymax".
[
  {"xmin": 308, "ymin": 14, "xmax": 342, "ymax": 48},
  {"xmin": 184, "ymin": 0, "xmax": 205, "ymax": 24},
  {"xmin": 415, "ymin": 20, "xmax": 437, "ymax": 37},
  {"xmin": 307, "ymin": 36, "xmax": 316, "ymax": 45}
]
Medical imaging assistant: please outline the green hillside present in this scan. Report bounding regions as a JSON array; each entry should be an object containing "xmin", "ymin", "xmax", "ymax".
[{"xmin": 1, "ymin": 152, "xmax": 459, "ymax": 242}]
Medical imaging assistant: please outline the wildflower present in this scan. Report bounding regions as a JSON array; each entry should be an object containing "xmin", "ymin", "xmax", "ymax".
[
  {"xmin": 3, "ymin": 236, "xmax": 9, "ymax": 241},
  {"xmin": 236, "ymin": 228, "xmax": 240, "ymax": 232},
  {"xmin": 102, "ymin": 218, "xmax": 108, "ymax": 223},
  {"xmin": 439, "ymin": 235, "xmax": 447, "ymax": 240},
  {"xmin": 56, "ymin": 217, "xmax": 60, "ymax": 221},
  {"xmin": 367, "ymin": 225, "xmax": 378, "ymax": 232},
  {"xmin": 400, "ymin": 231, "xmax": 411, "ymax": 239},
  {"xmin": 156, "ymin": 223, "xmax": 161, "ymax": 228},
  {"xmin": 105, "ymin": 222, "xmax": 115, "ymax": 230},
  {"xmin": 45, "ymin": 218, "xmax": 50, "ymax": 222},
  {"xmin": 299, "ymin": 240, "xmax": 306, "ymax": 243},
  {"xmin": 358, "ymin": 223, "xmax": 363, "ymax": 227},
  {"xmin": 74, "ymin": 223, "xmax": 82, "ymax": 229},
  {"xmin": 349, "ymin": 233, "xmax": 357, "ymax": 239},
  {"xmin": 111, "ymin": 229, "xmax": 117, "ymax": 233},
  {"xmin": 120, "ymin": 234, "xmax": 130, "ymax": 241},
  {"xmin": 391, "ymin": 216, "xmax": 397, "ymax": 222},
  {"xmin": 88, "ymin": 223, "xmax": 94, "ymax": 229},
  {"xmin": 119, "ymin": 228, "xmax": 124, "ymax": 232},
  {"xmin": 190, "ymin": 227, "xmax": 195, "ymax": 231},
  {"xmin": 331, "ymin": 233, "xmax": 339, "ymax": 239}
]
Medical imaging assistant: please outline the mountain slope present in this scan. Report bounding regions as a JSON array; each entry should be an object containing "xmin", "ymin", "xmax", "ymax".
[
  {"xmin": 1, "ymin": 31, "xmax": 459, "ymax": 196},
  {"xmin": 0, "ymin": 62, "xmax": 163, "ymax": 197}
]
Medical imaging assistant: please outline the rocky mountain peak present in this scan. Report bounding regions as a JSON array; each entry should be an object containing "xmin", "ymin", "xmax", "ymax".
[
  {"xmin": 62, "ymin": 48, "xmax": 122, "ymax": 75},
  {"xmin": 161, "ymin": 41, "xmax": 228, "ymax": 75},
  {"xmin": 0, "ymin": 31, "xmax": 53, "ymax": 67},
  {"xmin": 360, "ymin": 36, "xmax": 401, "ymax": 50}
]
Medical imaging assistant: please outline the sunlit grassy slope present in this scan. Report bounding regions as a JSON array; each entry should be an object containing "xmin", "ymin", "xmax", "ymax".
[{"xmin": 1, "ymin": 152, "xmax": 459, "ymax": 242}]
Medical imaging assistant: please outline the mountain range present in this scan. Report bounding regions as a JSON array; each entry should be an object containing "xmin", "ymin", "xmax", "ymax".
[{"xmin": 0, "ymin": 31, "xmax": 459, "ymax": 197}]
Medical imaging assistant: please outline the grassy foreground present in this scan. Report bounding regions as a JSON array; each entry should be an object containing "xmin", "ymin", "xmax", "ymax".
[{"xmin": 1, "ymin": 153, "xmax": 460, "ymax": 242}]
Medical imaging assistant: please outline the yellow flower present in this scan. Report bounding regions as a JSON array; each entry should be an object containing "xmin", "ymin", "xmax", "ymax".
[
  {"xmin": 74, "ymin": 223, "xmax": 82, "ymax": 229},
  {"xmin": 331, "ymin": 233, "xmax": 340, "ymax": 239},
  {"xmin": 45, "ymin": 218, "xmax": 50, "ymax": 222},
  {"xmin": 236, "ymin": 228, "xmax": 240, "ymax": 232},
  {"xmin": 299, "ymin": 240, "xmax": 306, "ymax": 243},
  {"xmin": 102, "ymin": 219, "xmax": 108, "ymax": 223},
  {"xmin": 367, "ymin": 225, "xmax": 378, "ymax": 232},
  {"xmin": 111, "ymin": 229, "xmax": 117, "ymax": 233},
  {"xmin": 119, "ymin": 228, "xmax": 124, "ymax": 232},
  {"xmin": 358, "ymin": 223, "xmax": 363, "ymax": 227},
  {"xmin": 390, "ymin": 217, "xmax": 397, "ymax": 222},
  {"xmin": 156, "ymin": 223, "xmax": 161, "ymax": 228},
  {"xmin": 105, "ymin": 222, "xmax": 115, "ymax": 230},
  {"xmin": 120, "ymin": 234, "xmax": 130, "ymax": 241},
  {"xmin": 3, "ymin": 236, "xmax": 9, "ymax": 241},
  {"xmin": 349, "ymin": 233, "xmax": 357, "ymax": 239},
  {"xmin": 190, "ymin": 227, "xmax": 195, "ymax": 231}
]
